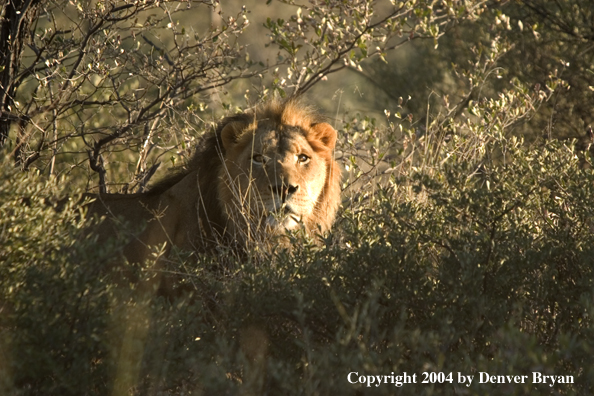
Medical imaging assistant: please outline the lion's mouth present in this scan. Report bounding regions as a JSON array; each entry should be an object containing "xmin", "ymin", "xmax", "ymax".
[{"xmin": 265, "ymin": 205, "xmax": 302, "ymax": 230}]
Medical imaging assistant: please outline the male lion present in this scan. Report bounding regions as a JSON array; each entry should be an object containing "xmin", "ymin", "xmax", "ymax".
[{"xmin": 88, "ymin": 98, "xmax": 341, "ymax": 263}]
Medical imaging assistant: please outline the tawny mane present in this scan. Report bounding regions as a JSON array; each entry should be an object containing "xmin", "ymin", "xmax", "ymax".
[{"xmin": 148, "ymin": 98, "xmax": 335, "ymax": 196}]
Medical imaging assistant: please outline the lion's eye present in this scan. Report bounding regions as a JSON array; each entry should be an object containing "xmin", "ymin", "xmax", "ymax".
[
  {"xmin": 297, "ymin": 154, "xmax": 310, "ymax": 164},
  {"xmin": 252, "ymin": 154, "xmax": 266, "ymax": 164}
]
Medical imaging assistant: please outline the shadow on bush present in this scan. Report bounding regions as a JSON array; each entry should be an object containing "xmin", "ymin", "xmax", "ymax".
[{"xmin": 2, "ymin": 130, "xmax": 594, "ymax": 395}]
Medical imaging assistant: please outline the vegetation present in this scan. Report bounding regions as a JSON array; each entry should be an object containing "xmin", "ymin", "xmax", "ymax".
[{"xmin": 1, "ymin": 0, "xmax": 594, "ymax": 395}]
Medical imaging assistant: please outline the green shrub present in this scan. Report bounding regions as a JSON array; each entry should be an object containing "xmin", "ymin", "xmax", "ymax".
[
  {"xmin": 0, "ymin": 163, "xmax": 117, "ymax": 394},
  {"xmin": 3, "ymin": 131, "xmax": 593, "ymax": 395},
  {"xmin": 1, "ymin": 2, "xmax": 593, "ymax": 395}
]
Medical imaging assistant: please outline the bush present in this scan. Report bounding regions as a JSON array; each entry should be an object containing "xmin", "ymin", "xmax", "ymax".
[
  {"xmin": 1, "ymin": 1, "xmax": 593, "ymax": 395},
  {"xmin": 0, "ymin": 163, "xmax": 116, "ymax": 394},
  {"xmin": 3, "ymin": 78, "xmax": 594, "ymax": 396}
]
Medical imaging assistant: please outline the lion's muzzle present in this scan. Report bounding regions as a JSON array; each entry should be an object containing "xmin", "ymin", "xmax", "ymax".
[{"xmin": 271, "ymin": 183, "xmax": 299, "ymax": 203}]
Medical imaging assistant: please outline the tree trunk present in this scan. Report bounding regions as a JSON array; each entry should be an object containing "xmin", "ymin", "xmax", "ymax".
[{"xmin": 0, "ymin": 0, "xmax": 40, "ymax": 147}]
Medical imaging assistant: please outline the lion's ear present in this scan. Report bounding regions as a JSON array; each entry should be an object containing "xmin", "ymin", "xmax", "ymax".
[
  {"xmin": 220, "ymin": 121, "xmax": 247, "ymax": 151},
  {"xmin": 311, "ymin": 122, "xmax": 337, "ymax": 150}
]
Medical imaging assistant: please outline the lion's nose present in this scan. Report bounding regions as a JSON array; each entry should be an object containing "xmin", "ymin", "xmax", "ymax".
[{"xmin": 272, "ymin": 184, "xmax": 299, "ymax": 202}]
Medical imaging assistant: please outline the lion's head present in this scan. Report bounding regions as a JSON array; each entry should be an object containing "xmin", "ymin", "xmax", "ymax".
[
  {"xmin": 88, "ymin": 98, "xmax": 341, "ymax": 259},
  {"xmin": 216, "ymin": 99, "xmax": 341, "ymax": 239}
]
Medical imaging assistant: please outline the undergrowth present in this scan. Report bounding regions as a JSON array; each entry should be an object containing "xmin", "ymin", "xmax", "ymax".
[{"xmin": 1, "ymin": 30, "xmax": 594, "ymax": 396}]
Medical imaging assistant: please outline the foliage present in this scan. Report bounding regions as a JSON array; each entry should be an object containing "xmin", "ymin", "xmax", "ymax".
[
  {"xmin": 495, "ymin": 0, "xmax": 594, "ymax": 139},
  {"xmin": 0, "ymin": 0, "xmax": 484, "ymax": 193},
  {"xmin": 262, "ymin": 0, "xmax": 486, "ymax": 95},
  {"xmin": 1, "ymin": 1, "xmax": 594, "ymax": 395},
  {"xmin": 0, "ymin": 163, "xmax": 116, "ymax": 394},
  {"xmin": 1, "ymin": 0, "xmax": 253, "ymax": 191},
  {"xmin": 359, "ymin": 0, "xmax": 594, "ymax": 142}
]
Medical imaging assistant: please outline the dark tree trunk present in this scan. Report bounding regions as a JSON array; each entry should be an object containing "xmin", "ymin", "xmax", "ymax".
[{"xmin": 0, "ymin": 0, "xmax": 40, "ymax": 147}]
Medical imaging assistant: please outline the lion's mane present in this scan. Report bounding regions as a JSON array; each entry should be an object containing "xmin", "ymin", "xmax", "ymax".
[{"xmin": 89, "ymin": 98, "xmax": 342, "ymax": 260}]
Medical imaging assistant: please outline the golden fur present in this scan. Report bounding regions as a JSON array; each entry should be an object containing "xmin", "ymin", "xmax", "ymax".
[{"xmin": 88, "ymin": 98, "xmax": 342, "ymax": 262}]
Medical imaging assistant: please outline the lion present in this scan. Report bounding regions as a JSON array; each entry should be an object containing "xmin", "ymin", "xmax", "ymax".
[{"xmin": 87, "ymin": 98, "xmax": 342, "ymax": 263}]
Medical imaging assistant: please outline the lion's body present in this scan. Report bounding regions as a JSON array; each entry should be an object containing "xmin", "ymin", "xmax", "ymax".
[{"xmin": 88, "ymin": 99, "xmax": 341, "ymax": 261}]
